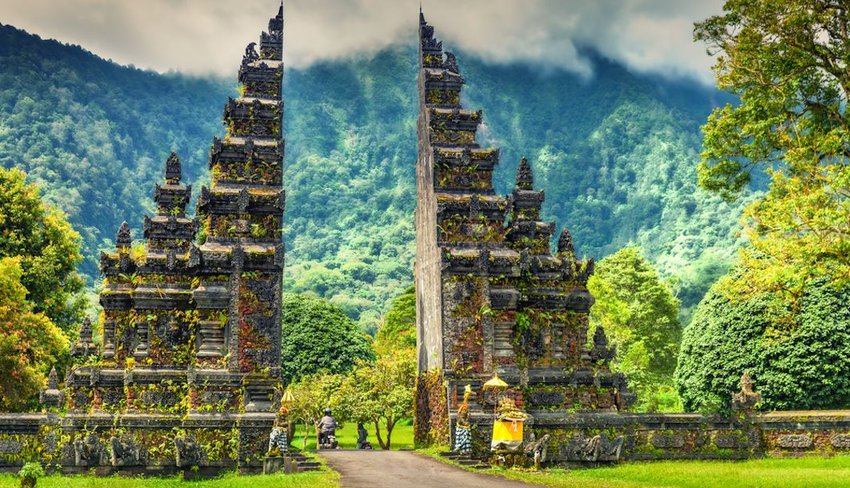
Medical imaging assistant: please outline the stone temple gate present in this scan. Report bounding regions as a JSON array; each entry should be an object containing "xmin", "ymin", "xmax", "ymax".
[
  {"xmin": 4, "ymin": 4, "xmax": 850, "ymax": 475},
  {"xmin": 412, "ymin": 10, "xmax": 850, "ymax": 464}
]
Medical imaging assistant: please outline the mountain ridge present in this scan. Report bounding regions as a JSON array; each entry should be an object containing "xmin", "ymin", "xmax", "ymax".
[{"xmin": 0, "ymin": 23, "xmax": 751, "ymax": 327}]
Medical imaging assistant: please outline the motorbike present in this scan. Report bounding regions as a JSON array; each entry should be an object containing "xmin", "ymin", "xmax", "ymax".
[{"xmin": 318, "ymin": 430, "xmax": 338, "ymax": 450}]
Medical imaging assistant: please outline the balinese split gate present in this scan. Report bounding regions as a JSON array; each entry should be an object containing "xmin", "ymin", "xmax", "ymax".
[{"xmin": 3, "ymin": 4, "xmax": 850, "ymax": 476}]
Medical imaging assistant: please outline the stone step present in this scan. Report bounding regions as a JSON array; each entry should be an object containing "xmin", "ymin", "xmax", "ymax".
[{"xmin": 457, "ymin": 459, "xmax": 480, "ymax": 466}]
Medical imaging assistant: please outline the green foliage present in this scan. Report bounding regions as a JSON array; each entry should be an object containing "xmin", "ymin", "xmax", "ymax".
[
  {"xmin": 280, "ymin": 293, "xmax": 374, "ymax": 383},
  {"xmin": 695, "ymin": 0, "xmax": 850, "ymax": 304},
  {"xmin": 0, "ymin": 257, "xmax": 68, "ymax": 411},
  {"xmin": 0, "ymin": 25, "xmax": 745, "ymax": 328},
  {"xmin": 375, "ymin": 285, "xmax": 416, "ymax": 354},
  {"xmin": 0, "ymin": 167, "xmax": 85, "ymax": 333},
  {"xmin": 17, "ymin": 462, "xmax": 43, "ymax": 480},
  {"xmin": 0, "ymin": 25, "xmax": 231, "ymax": 282},
  {"xmin": 285, "ymin": 373, "xmax": 345, "ymax": 450},
  {"xmin": 676, "ymin": 275, "xmax": 850, "ymax": 413},
  {"xmin": 588, "ymin": 246, "xmax": 682, "ymax": 412},
  {"xmin": 331, "ymin": 348, "xmax": 416, "ymax": 450}
]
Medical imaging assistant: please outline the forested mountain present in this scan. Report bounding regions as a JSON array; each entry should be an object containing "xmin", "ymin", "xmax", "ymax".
[{"xmin": 0, "ymin": 23, "xmax": 751, "ymax": 328}]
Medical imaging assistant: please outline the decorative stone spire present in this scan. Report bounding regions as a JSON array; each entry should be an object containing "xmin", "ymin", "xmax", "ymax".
[
  {"xmin": 116, "ymin": 221, "xmax": 132, "ymax": 249},
  {"xmin": 72, "ymin": 316, "xmax": 96, "ymax": 358},
  {"xmin": 40, "ymin": 365, "xmax": 64, "ymax": 408},
  {"xmin": 269, "ymin": 4, "xmax": 283, "ymax": 37},
  {"xmin": 165, "ymin": 151, "xmax": 182, "ymax": 183},
  {"xmin": 48, "ymin": 366, "xmax": 58, "ymax": 389},
  {"xmin": 515, "ymin": 157, "xmax": 533, "ymax": 190},
  {"xmin": 444, "ymin": 51, "xmax": 459, "ymax": 74},
  {"xmin": 591, "ymin": 326, "xmax": 615, "ymax": 363},
  {"xmin": 557, "ymin": 228, "xmax": 574, "ymax": 255}
]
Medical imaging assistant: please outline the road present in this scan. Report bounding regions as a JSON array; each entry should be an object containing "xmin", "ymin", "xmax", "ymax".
[{"xmin": 318, "ymin": 450, "xmax": 536, "ymax": 488}]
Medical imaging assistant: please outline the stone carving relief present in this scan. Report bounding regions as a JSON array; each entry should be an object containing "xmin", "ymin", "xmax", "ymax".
[
  {"xmin": 563, "ymin": 433, "xmax": 625, "ymax": 462},
  {"xmin": 777, "ymin": 434, "xmax": 812, "ymax": 449}
]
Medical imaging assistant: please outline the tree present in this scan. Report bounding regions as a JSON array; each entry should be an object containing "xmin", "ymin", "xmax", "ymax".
[
  {"xmin": 0, "ymin": 167, "xmax": 86, "ymax": 334},
  {"xmin": 281, "ymin": 293, "xmax": 374, "ymax": 383},
  {"xmin": 375, "ymin": 285, "xmax": 415, "ymax": 354},
  {"xmin": 0, "ymin": 257, "xmax": 69, "ymax": 411},
  {"xmin": 676, "ymin": 275, "xmax": 850, "ymax": 413},
  {"xmin": 332, "ymin": 348, "xmax": 415, "ymax": 450},
  {"xmin": 587, "ymin": 246, "xmax": 681, "ymax": 411},
  {"xmin": 695, "ymin": 0, "xmax": 850, "ymax": 302},
  {"xmin": 286, "ymin": 373, "xmax": 345, "ymax": 450}
]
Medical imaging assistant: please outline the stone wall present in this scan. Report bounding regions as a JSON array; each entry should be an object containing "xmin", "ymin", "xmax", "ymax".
[
  {"xmin": 0, "ymin": 412, "xmax": 272, "ymax": 474},
  {"xmin": 456, "ymin": 410, "xmax": 850, "ymax": 465}
]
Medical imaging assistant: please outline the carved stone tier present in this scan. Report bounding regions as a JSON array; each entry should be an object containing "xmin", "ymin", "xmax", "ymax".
[{"xmin": 197, "ymin": 187, "xmax": 284, "ymax": 215}]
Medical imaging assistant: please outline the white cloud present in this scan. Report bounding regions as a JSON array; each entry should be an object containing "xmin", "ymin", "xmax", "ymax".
[{"xmin": 0, "ymin": 0, "xmax": 724, "ymax": 82}]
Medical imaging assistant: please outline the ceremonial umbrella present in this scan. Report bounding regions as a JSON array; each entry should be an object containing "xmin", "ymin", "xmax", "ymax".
[{"xmin": 482, "ymin": 373, "xmax": 508, "ymax": 418}]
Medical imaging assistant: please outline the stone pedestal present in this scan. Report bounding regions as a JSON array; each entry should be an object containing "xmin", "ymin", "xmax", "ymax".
[{"xmin": 263, "ymin": 456, "xmax": 283, "ymax": 474}]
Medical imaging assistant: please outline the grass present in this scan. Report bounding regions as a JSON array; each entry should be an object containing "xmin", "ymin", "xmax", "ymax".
[
  {"xmin": 0, "ymin": 470, "xmax": 338, "ymax": 488},
  {"xmin": 423, "ymin": 448, "xmax": 850, "ymax": 488},
  {"xmin": 289, "ymin": 419, "xmax": 414, "ymax": 451}
]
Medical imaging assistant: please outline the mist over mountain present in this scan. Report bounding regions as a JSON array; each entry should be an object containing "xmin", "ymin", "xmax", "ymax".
[{"xmin": 0, "ymin": 23, "xmax": 751, "ymax": 328}]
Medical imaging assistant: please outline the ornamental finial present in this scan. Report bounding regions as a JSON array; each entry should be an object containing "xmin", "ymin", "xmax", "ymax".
[
  {"xmin": 165, "ymin": 151, "xmax": 182, "ymax": 183},
  {"xmin": 557, "ymin": 228, "xmax": 574, "ymax": 255},
  {"xmin": 515, "ymin": 157, "xmax": 534, "ymax": 190},
  {"xmin": 116, "ymin": 221, "xmax": 132, "ymax": 248}
]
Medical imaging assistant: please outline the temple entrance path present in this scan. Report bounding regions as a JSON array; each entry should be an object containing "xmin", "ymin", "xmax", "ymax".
[{"xmin": 318, "ymin": 450, "xmax": 536, "ymax": 488}]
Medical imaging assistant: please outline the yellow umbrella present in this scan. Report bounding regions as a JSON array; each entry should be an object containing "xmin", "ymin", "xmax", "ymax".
[
  {"xmin": 281, "ymin": 388, "xmax": 295, "ymax": 407},
  {"xmin": 482, "ymin": 373, "xmax": 508, "ymax": 390},
  {"xmin": 482, "ymin": 373, "xmax": 508, "ymax": 418}
]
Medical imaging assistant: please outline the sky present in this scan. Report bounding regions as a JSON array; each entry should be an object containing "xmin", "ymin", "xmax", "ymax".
[{"xmin": 0, "ymin": 0, "xmax": 725, "ymax": 83}]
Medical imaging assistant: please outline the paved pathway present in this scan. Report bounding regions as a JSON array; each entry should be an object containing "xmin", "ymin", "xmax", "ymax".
[{"xmin": 318, "ymin": 450, "xmax": 536, "ymax": 488}]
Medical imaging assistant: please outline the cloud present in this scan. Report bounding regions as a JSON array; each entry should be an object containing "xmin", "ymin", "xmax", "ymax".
[{"xmin": 0, "ymin": 0, "xmax": 724, "ymax": 82}]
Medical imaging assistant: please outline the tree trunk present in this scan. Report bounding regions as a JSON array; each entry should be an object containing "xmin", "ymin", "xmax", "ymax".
[
  {"xmin": 385, "ymin": 418, "xmax": 396, "ymax": 450},
  {"xmin": 374, "ymin": 420, "xmax": 388, "ymax": 450}
]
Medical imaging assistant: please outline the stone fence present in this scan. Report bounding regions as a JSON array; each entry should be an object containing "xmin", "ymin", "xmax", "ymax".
[
  {"xmin": 458, "ymin": 409, "xmax": 850, "ymax": 465},
  {"xmin": 0, "ymin": 411, "xmax": 272, "ymax": 475}
]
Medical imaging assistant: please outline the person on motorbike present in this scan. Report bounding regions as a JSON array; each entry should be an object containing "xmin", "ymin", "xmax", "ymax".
[{"xmin": 318, "ymin": 408, "xmax": 337, "ymax": 448}]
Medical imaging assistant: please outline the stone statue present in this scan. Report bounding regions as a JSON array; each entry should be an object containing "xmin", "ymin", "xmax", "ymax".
[
  {"xmin": 174, "ymin": 436, "xmax": 204, "ymax": 467},
  {"xmin": 524, "ymin": 433, "xmax": 550, "ymax": 469},
  {"xmin": 245, "ymin": 42, "xmax": 260, "ymax": 62},
  {"xmin": 732, "ymin": 371, "xmax": 762, "ymax": 412},
  {"xmin": 454, "ymin": 385, "xmax": 473, "ymax": 454},
  {"xmin": 444, "ymin": 51, "xmax": 460, "ymax": 74},
  {"xmin": 267, "ymin": 404, "xmax": 289, "ymax": 456}
]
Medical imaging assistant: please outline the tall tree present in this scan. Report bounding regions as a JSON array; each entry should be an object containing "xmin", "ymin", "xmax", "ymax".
[
  {"xmin": 281, "ymin": 293, "xmax": 375, "ymax": 383},
  {"xmin": 375, "ymin": 285, "xmax": 416, "ymax": 354},
  {"xmin": 0, "ymin": 167, "xmax": 85, "ymax": 333},
  {"xmin": 695, "ymin": 0, "xmax": 850, "ymax": 303},
  {"xmin": 332, "ymin": 348, "xmax": 415, "ymax": 450},
  {"xmin": 587, "ymin": 246, "xmax": 681, "ymax": 411},
  {"xmin": 676, "ymin": 275, "xmax": 850, "ymax": 413},
  {"xmin": 0, "ymin": 257, "xmax": 68, "ymax": 411}
]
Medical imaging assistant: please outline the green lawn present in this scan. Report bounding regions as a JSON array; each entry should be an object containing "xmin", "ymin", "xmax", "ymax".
[
  {"xmin": 290, "ymin": 419, "xmax": 414, "ymax": 451},
  {"xmin": 0, "ymin": 470, "xmax": 337, "ymax": 488},
  {"xmin": 482, "ymin": 456, "xmax": 850, "ymax": 488}
]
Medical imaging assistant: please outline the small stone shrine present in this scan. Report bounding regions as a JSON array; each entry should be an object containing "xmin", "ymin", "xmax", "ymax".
[
  {"xmin": 1, "ymin": 5, "xmax": 285, "ymax": 475},
  {"xmin": 414, "ymin": 9, "xmax": 850, "ymax": 466}
]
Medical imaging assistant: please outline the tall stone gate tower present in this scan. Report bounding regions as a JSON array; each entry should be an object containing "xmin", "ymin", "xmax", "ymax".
[
  {"xmin": 414, "ymin": 11, "xmax": 634, "ymax": 448},
  {"xmin": 31, "ymin": 5, "xmax": 287, "ymax": 474}
]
